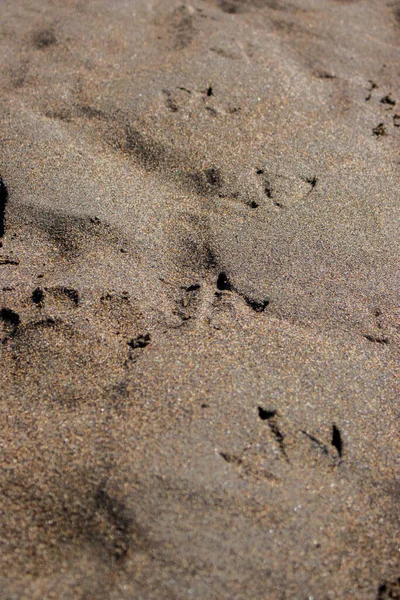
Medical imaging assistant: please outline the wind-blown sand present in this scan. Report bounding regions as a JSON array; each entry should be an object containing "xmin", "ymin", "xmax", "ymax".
[{"xmin": 0, "ymin": 1, "xmax": 399, "ymax": 598}]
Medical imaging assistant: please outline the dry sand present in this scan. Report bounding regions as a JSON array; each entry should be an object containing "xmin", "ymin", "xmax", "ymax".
[{"xmin": 0, "ymin": 0, "xmax": 399, "ymax": 598}]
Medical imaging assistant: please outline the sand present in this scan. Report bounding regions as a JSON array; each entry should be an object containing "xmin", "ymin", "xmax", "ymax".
[{"xmin": 0, "ymin": 0, "xmax": 399, "ymax": 598}]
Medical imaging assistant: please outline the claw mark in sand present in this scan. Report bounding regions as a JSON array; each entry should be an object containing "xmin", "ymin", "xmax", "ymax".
[
  {"xmin": 331, "ymin": 424, "xmax": 343, "ymax": 460},
  {"xmin": 217, "ymin": 272, "xmax": 233, "ymax": 292},
  {"xmin": 57, "ymin": 287, "xmax": 79, "ymax": 305},
  {"xmin": 363, "ymin": 334, "xmax": 388, "ymax": 345},
  {"xmin": 216, "ymin": 272, "xmax": 270, "ymax": 313},
  {"xmin": 258, "ymin": 407, "xmax": 277, "ymax": 420},
  {"xmin": 258, "ymin": 406, "xmax": 289, "ymax": 461},
  {"xmin": 380, "ymin": 95, "xmax": 395, "ymax": 107},
  {"xmin": 128, "ymin": 333, "xmax": 151, "ymax": 350},
  {"xmin": 373, "ymin": 123, "xmax": 387, "ymax": 137},
  {"xmin": 32, "ymin": 288, "xmax": 45, "ymax": 305},
  {"xmin": 127, "ymin": 333, "xmax": 151, "ymax": 362},
  {"xmin": 300, "ymin": 430, "xmax": 329, "ymax": 455},
  {"xmin": 219, "ymin": 451, "xmax": 279, "ymax": 483},
  {"xmin": 0, "ymin": 307, "xmax": 20, "ymax": 328},
  {"xmin": 377, "ymin": 577, "xmax": 400, "ymax": 600},
  {"xmin": 0, "ymin": 256, "xmax": 19, "ymax": 265},
  {"xmin": 305, "ymin": 176, "xmax": 318, "ymax": 189},
  {"xmin": 365, "ymin": 80, "xmax": 378, "ymax": 101},
  {"xmin": 1, "ymin": 307, "xmax": 20, "ymax": 341}
]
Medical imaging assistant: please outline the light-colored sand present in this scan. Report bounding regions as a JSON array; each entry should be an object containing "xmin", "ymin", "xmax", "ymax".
[{"xmin": 0, "ymin": 1, "xmax": 399, "ymax": 598}]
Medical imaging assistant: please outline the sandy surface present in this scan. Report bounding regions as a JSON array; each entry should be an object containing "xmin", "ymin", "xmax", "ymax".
[{"xmin": 0, "ymin": 0, "xmax": 399, "ymax": 598}]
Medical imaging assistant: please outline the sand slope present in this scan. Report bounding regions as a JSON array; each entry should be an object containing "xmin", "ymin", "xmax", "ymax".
[{"xmin": 0, "ymin": 1, "xmax": 399, "ymax": 598}]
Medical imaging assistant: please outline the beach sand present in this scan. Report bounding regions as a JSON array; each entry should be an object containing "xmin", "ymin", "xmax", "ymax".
[{"xmin": 0, "ymin": 0, "xmax": 399, "ymax": 598}]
